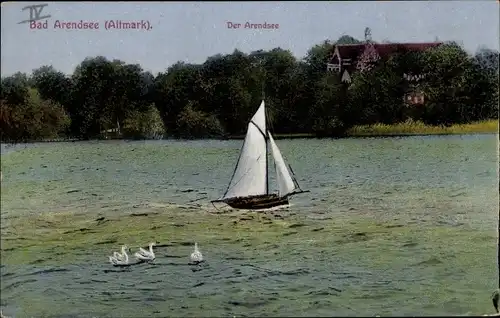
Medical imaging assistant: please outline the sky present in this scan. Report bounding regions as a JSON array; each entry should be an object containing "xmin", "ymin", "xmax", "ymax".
[{"xmin": 1, "ymin": 1, "xmax": 499, "ymax": 77}]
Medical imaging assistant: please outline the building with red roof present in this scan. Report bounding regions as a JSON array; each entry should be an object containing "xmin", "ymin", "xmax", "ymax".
[{"xmin": 327, "ymin": 40, "xmax": 442, "ymax": 105}]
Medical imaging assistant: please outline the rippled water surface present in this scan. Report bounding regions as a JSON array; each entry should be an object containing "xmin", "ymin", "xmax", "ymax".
[{"xmin": 0, "ymin": 135, "xmax": 498, "ymax": 317}]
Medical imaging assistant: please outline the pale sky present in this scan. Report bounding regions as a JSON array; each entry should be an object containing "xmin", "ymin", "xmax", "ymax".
[{"xmin": 1, "ymin": 1, "xmax": 499, "ymax": 77}]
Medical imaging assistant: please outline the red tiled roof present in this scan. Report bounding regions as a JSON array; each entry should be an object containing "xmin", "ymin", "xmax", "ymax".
[
  {"xmin": 332, "ymin": 42, "xmax": 442, "ymax": 61},
  {"xmin": 374, "ymin": 42, "xmax": 443, "ymax": 57},
  {"xmin": 336, "ymin": 44, "xmax": 365, "ymax": 60}
]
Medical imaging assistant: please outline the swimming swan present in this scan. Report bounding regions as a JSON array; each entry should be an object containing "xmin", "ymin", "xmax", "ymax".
[
  {"xmin": 137, "ymin": 242, "xmax": 156, "ymax": 257},
  {"xmin": 109, "ymin": 246, "xmax": 130, "ymax": 265},
  {"xmin": 134, "ymin": 242, "xmax": 156, "ymax": 261},
  {"xmin": 190, "ymin": 242, "xmax": 203, "ymax": 264},
  {"xmin": 113, "ymin": 245, "xmax": 129, "ymax": 261}
]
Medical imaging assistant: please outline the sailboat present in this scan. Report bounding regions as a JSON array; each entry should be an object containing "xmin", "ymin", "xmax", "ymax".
[{"xmin": 211, "ymin": 100, "xmax": 308, "ymax": 210}]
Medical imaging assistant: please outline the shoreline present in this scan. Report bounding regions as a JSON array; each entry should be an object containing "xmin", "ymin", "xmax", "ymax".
[
  {"xmin": 1, "ymin": 131, "xmax": 497, "ymax": 144},
  {"xmin": 229, "ymin": 131, "xmax": 498, "ymax": 140},
  {"xmin": 1, "ymin": 120, "xmax": 497, "ymax": 144}
]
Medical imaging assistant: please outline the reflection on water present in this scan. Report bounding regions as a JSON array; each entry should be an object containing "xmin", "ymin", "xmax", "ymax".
[{"xmin": 0, "ymin": 135, "xmax": 498, "ymax": 317}]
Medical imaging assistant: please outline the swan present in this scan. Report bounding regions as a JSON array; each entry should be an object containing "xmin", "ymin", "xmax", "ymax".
[
  {"xmin": 109, "ymin": 255, "xmax": 130, "ymax": 265},
  {"xmin": 134, "ymin": 242, "xmax": 156, "ymax": 262},
  {"xmin": 137, "ymin": 242, "xmax": 156, "ymax": 257},
  {"xmin": 190, "ymin": 242, "xmax": 203, "ymax": 264},
  {"xmin": 109, "ymin": 246, "xmax": 130, "ymax": 265},
  {"xmin": 113, "ymin": 245, "xmax": 129, "ymax": 261}
]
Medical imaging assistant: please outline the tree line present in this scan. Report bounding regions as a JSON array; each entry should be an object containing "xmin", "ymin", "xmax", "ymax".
[{"xmin": 1, "ymin": 34, "xmax": 498, "ymax": 142}]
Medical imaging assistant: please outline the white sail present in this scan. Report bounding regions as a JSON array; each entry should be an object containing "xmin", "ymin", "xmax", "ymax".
[
  {"xmin": 268, "ymin": 133, "xmax": 296, "ymax": 197},
  {"xmin": 222, "ymin": 101, "xmax": 267, "ymax": 199}
]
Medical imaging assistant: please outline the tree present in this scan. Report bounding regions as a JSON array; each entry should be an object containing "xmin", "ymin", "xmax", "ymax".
[
  {"xmin": 123, "ymin": 104, "xmax": 165, "ymax": 139},
  {"xmin": 153, "ymin": 62, "xmax": 202, "ymax": 134},
  {"xmin": 1, "ymin": 72, "xmax": 30, "ymax": 106},
  {"xmin": 310, "ymin": 73, "xmax": 346, "ymax": 136},
  {"xmin": 420, "ymin": 43, "xmax": 489, "ymax": 125},
  {"xmin": 70, "ymin": 56, "xmax": 117, "ymax": 138},
  {"xmin": 31, "ymin": 66, "xmax": 73, "ymax": 107},
  {"xmin": 304, "ymin": 40, "xmax": 335, "ymax": 77},
  {"xmin": 0, "ymin": 87, "xmax": 69, "ymax": 142},
  {"xmin": 336, "ymin": 35, "xmax": 362, "ymax": 45},
  {"xmin": 176, "ymin": 102, "xmax": 224, "ymax": 139}
]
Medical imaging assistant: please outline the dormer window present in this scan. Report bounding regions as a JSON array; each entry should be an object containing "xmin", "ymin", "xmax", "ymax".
[{"xmin": 342, "ymin": 58, "xmax": 352, "ymax": 66}]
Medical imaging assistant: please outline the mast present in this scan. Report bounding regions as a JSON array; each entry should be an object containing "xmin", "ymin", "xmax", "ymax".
[
  {"xmin": 257, "ymin": 53, "xmax": 270, "ymax": 195},
  {"xmin": 265, "ymin": 131, "xmax": 269, "ymax": 194},
  {"xmin": 497, "ymin": 159, "xmax": 500, "ymax": 289},
  {"xmin": 262, "ymin": 84, "xmax": 269, "ymax": 195}
]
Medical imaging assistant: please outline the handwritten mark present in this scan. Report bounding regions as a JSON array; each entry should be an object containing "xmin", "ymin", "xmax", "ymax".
[{"xmin": 18, "ymin": 4, "xmax": 51, "ymax": 24}]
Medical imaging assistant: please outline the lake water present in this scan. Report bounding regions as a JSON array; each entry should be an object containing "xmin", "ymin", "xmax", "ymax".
[{"xmin": 0, "ymin": 135, "xmax": 498, "ymax": 317}]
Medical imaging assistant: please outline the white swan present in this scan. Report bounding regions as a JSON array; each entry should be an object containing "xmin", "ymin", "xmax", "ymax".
[
  {"xmin": 113, "ymin": 245, "xmax": 129, "ymax": 262},
  {"xmin": 134, "ymin": 242, "xmax": 156, "ymax": 262},
  {"xmin": 138, "ymin": 242, "xmax": 156, "ymax": 257},
  {"xmin": 190, "ymin": 242, "xmax": 203, "ymax": 263},
  {"xmin": 109, "ymin": 246, "xmax": 130, "ymax": 265}
]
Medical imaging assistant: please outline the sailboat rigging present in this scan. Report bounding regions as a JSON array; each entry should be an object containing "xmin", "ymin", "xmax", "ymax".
[{"xmin": 211, "ymin": 100, "xmax": 308, "ymax": 210}]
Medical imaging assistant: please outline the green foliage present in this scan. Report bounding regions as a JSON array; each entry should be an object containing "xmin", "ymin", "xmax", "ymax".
[
  {"xmin": 123, "ymin": 104, "xmax": 165, "ymax": 139},
  {"xmin": 310, "ymin": 73, "xmax": 345, "ymax": 135},
  {"xmin": 336, "ymin": 35, "xmax": 362, "ymax": 45},
  {"xmin": 176, "ymin": 102, "xmax": 224, "ymax": 139},
  {"xmin": 1, "ymin": 35, "xmax": 498, "ymax": 142},
  {"xmin": 1, "ymin": 88, "xmax": 69, "ymax": 142},
  {"xmin": 1, "ymin": 72, "xmax": 30, "ymax": 106}
]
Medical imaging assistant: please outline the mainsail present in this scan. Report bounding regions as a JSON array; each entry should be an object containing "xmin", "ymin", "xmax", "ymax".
[{"xmin": 222, "ymin": 101, "xmax": 267, "ymax": 200}]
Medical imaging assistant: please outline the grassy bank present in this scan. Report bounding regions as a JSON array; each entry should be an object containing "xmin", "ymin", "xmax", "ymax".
[
  {"xmin": 346, "ymin": 119, "xmax": 498, "ymax": 137},
  {"xmin": 229, "ymin": 120, "xmax": 498, "ymax": 139}
]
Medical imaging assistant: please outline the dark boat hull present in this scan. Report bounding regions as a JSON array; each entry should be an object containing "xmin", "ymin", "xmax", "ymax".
[{"xmin": 221, "ymin": 194, "xmax": 289, "ymax": 210}]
